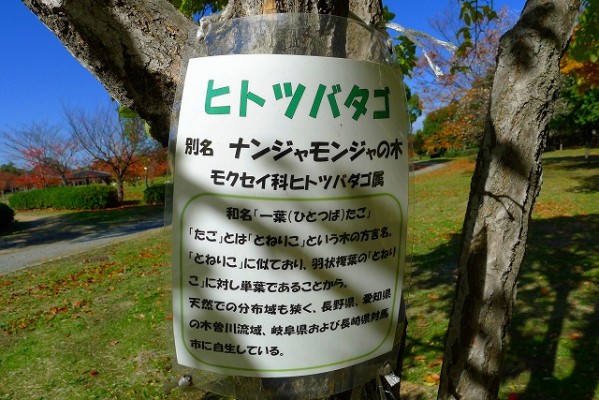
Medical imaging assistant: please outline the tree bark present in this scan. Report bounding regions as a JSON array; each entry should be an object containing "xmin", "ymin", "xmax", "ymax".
[
  {"xmin": 437, "ymin": 1, "xmax": 581, "ymax": 399},
  {"xmin": 20, "ymin": 0, "xmax": 382, "ymax": 147},
  {"xmin": 21, "ymin": 0, "xmax": 194, "ymax": 147}
]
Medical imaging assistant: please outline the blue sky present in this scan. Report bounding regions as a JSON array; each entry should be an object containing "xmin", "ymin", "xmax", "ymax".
[{"xmin": 0, "ymin": 0, "xmax": 525, "ymax": 166}]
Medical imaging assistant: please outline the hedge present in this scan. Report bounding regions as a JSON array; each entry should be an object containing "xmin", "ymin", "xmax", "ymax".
[
  {"xmin": 8, "ymin": 185, "xmax": 118, "ymax": 211},
  {"xmin": 0, "ymin": 203, "xmax": 15, "ymax": 227},
  {"xmin": 143, "ymin": 183, "xmax": 172, "ymax": 205}
]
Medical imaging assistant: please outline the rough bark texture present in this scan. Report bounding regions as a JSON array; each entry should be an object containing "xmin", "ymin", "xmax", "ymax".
[
  {"xmin": 437, "ymin": 1, "xmax": 581, "ymax": 399},
  {"xmin": 21, "ymin": 0, "xmax": 195, "ymax": 147},
  {"xmin": 20, "ymin": 0, "xmax": 382, "ymax": 147}
]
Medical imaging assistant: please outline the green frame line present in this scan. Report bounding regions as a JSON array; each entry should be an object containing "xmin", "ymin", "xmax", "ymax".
[{"xmin": 176, "ymin": 192, "xmax": 405, "ymax": 374}]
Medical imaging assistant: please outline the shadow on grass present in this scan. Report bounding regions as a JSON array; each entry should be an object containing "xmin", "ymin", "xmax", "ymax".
[
  {"xmin": 0, "ymin": 205, "xmax": 165, "ymax": 250},
  {"xmin": 544, "ymin": 154, "xmax": 599, "ymax": 193},
  {"xmin": 406, "ymin": 214, "xmax": 598, "ymax": 399},
  {"xmin": 542, "ymin": 154, "xmax": 598, "ymax": 170},
  {"xmin": 505, "ymin": 214, "xmax": 599, "ymax": 400}
]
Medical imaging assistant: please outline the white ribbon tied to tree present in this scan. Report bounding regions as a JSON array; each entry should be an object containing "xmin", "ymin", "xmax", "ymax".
[{"xmin": 386, "ymin": 22, "xmax": 458, "ymax": 78}]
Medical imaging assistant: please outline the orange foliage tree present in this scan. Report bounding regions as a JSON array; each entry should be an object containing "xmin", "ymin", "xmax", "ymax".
[
  {"xmin": 563, "ymin": 0, "xmax": 598, "ymax": 89},
  {"xmin": 548, "ymin": 1, "xmax": 599, "ymax": 148},
  {"xmin": 1, "ymin": 122, "xmax": 82, "ymax": 186},
  {"xmin": 413, "ymin": 7, "xmax": 515, "ymax": 154},
  {"xmin": 123, "ymin": 146, "xmax": 169, "ymax": 186}
]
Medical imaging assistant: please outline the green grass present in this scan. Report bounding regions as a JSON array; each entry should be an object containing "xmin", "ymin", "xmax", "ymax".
[
  {"xmin": 500, "ymin": 149, "xmax": 598, "ymax": 400},
  {"xmin": 124, "ymin": 176, "xmax": 170, "ymax": 203},
  {"xmin": 403, "ymin": 148, "xmax": 598, "ymax": 399},
  {"xmin": 0, "ymin": 149, "xmax": 596, "ymax": 399},
  {"xmin": 0, "ymin": 230, "xmax": 180, "ymax": 399}
]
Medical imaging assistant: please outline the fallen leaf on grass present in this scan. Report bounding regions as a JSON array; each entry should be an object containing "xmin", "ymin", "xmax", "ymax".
[
  {"xmin": 568, "ymin": 332, "xmax": 583, "ymax": 340},
  {"xmin": 71, "ymin": 300, "xmax": 83, "ymax": 308},
  {"xmin": 416, "ymin": 322, "xmax": 429, "ymax": 328},
  {"xmin": 49, "ymin": 306, "xmax": 68, "ymax": 315},
  {"xmin": 424, "ymin": 373, "xmax": 440, "ymax": 384},
  {"xmin": 426, "ymin": 293, "xmax": 440, "ymax": 301}
]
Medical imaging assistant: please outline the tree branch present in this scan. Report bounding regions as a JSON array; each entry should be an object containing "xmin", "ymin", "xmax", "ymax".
[
  {"xmin": 21, "ymin": 0, "xmax": 381, "ymax": 147},
  {"xmin": 21, "ymin": 0, "xmax": 195, "ymax": 146}
]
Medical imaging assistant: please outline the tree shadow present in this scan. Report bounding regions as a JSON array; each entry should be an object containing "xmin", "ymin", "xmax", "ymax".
[
  {"xmin": 503, "ymin": 214, "xmax": 599, "ymax": 399},
  {"xmin": 407, "ymin": 232, "xmax": 460, "ymax": 307},
  {"xmin": 405, "ymin": 214, "xmax": 598, "ymax": 399},
  {"xmin": 544, "ymin": 154, "xmax": 599, "ymax": 193},
  {"xmin": 571, "ymin": 175, "xmax": 599, "ymax": 194},
  {"xmin": 542, "ymin": 154, "xmax": 598, "ymax": 170},
  {"xmin": 0, "ymin": 206, "xmax": 165, "ymax": 250}
]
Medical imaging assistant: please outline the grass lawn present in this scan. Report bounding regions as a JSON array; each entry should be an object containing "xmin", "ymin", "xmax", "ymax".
[
  {"xmin": 0, "ymin": 149, "xmax": 597, "ymax": 399},
  {"xmin": 404, "ymin": 148, "xmax": 598, "ymax": 399}
]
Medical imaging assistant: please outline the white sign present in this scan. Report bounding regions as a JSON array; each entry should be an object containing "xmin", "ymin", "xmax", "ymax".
[{"xmin": 172, "ymin": 54, "xmax": 409, "ymax": 378}]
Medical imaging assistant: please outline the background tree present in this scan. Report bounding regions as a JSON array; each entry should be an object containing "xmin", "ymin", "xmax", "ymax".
[
  {"xmin": 549, "ymin": 76, "xmax": 599, "ymax": 149},
  {"xmin": 0, "ymin": 163, "xmax": 24, "ymax": 194},
  {"xmin": 420, "ymin": 104, "xmax": 457, "ymax": 155},
  {"xmin": 65, "ymin": 103, "xmax": 153, "ymax": 202},
  {"xmin": 123, "ymin": 145, "xmax": 169, "ymax": 187},
  {"xmin": 112, "ymin": 105, "xmax": 170, "ymax": 186},
  {"xmin": 548, "ymin": 1, "xmax": 599, "ymax": 150},
  {"xmin": 413, "ymin": 5, "xmax": 514, "ymax": 107},
  {"xmin": 19, "ymin": 1, "xmax": 583, "ymax": 399},
  {"xmin": 412, "ymin": 5, "xmax": 515, "ymax": 156},
  {"xmin": 405, "ymin": 85, "xmax": 423, "ymax": 125},
  {"xmin": 417, "ymin": 74, "xmax": 493, "ymax": 155},
  {"xmin": 0, "ymin": 122, "xmax": 81, "ymax": 186},
  {"xmin": 410, "ymin": 131, "xmax": 426, "ymax": 159}
]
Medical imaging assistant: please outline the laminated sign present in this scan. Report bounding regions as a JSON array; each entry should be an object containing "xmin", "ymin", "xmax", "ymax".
[{"xmin": 172, "ymin": 54, "xmax": 409, "ymax": 378}]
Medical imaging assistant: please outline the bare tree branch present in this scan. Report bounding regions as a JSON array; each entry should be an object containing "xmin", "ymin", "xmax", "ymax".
[
  {"xmin": 1, "ymin": 122, "xmax": 81, "ymax": 185},
  {"xmin": 65, "ymin": 103, "xmax": 153, "ymax": 202},
  {"xmin": 21, "ymin": 0, "xmax": 195, "ymax": 147}
]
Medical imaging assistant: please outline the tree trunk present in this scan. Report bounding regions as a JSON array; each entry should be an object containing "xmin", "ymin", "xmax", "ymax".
[
  {"xmin": 20, "ymin": 0, "xmax": 383, "ymax": 147},
  {"xmin": 21, "ymin": 0, "xmax": 195, "ymax": 147},
  {"xmin": 115, "ymin": 175, "xmax": 125, "ymax": 204},
  {"xmin": 437, "ymin": 1, "xmax": 581, "ymax": 399}
]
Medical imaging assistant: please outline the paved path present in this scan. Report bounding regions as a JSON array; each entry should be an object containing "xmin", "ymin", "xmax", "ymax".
[
  {"xmin": 0, "ymin": 210, "xmax": 166, "ymax": 275},
  {"xmin": 413, "ymin": 159, "xmax": 449, "ymax": 176}
]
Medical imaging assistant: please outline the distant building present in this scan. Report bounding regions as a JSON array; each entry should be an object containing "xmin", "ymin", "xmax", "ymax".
[{"xmin": 69, "ymin": 170, "xmax": 112, "ymax": 186}]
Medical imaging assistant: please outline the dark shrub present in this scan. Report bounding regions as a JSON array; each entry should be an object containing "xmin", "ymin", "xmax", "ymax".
[
  {"xmin": 0, "ymin": 203, "xmax": 15, "ymax": 228},
  {"xmin": 8, "ymin": 185, "xmax": 118, "ymax": 210},
  {"xmin": 144, "ymin": 183, "xmax": 171, "ymax": 205}
]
